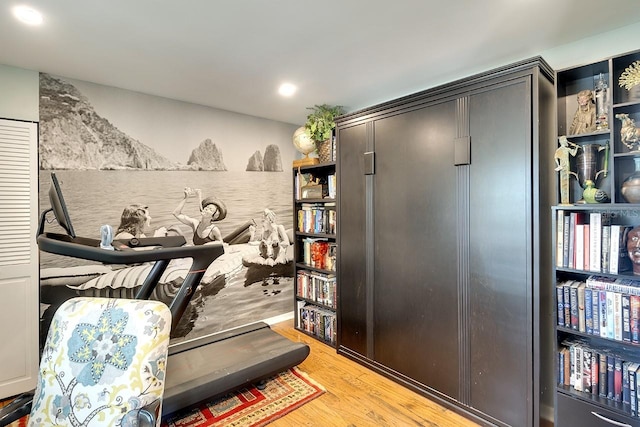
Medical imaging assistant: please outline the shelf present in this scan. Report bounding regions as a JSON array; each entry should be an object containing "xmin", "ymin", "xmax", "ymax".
[
  {"xmin": 293, "ymin": 161, "xmax": 338, "ymax": 348},
  {"xmin": 295, "ymin": 296, "xmax": 335, "ymax": 311},
  {"xmin": 554, "ymin": 50, "xmax": 640, "ymax": 427}
]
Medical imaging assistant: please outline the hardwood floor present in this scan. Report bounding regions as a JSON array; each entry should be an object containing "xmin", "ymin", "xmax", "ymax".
[{"xmin": 270, "ymin": 319, "xmax": 481, "ymax": 427}]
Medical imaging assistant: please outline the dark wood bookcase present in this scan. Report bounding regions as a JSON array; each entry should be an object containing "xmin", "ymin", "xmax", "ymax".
[
  {"xmin": 554, "ymin": 48, "xmax": 640, "ymax": 427},
  {"xmin": 292, "ymin": 161, "xmax": 337, "ymax": 347}
]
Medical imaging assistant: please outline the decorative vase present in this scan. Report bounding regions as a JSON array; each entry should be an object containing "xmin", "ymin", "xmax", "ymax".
[
  {"xmin": 315, "ymin": 139, "xmax": 333, "ymax": 163},
  {"xmin": 621, "ymin": 157, "xmax": 640, "ymax": 203}
]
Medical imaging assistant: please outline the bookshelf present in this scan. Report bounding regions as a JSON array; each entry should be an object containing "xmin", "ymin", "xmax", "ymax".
[
  {"xmin": 554, "ymin": 49, "xmax": 640, "ymax": 427},
  {"xmin": 292, "ymin": 161, "xmax": 337, "ymax": 346}
]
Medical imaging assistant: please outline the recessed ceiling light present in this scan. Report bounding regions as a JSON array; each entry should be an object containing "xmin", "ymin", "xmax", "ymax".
[
  {"xmin": 278, "ymin": 83, "xmax": 297, "ymax": 97},
  {"xmin": 13, "ymin": 5, "xmax": 43, "ymax": 26}
]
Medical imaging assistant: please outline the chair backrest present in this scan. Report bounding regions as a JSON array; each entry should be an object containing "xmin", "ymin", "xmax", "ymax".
[{"xmin": 28, "ymin": 297, "xmax": 171, "ymax": 426}]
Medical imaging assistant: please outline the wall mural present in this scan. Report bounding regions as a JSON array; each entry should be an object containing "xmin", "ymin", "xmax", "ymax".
[{"xmin": 38, "ymin": 72, "xmax": 299, "ymax": 345}]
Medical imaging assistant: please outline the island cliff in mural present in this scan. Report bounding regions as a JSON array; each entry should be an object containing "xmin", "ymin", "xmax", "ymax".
[{"xmin": 38, "ymin": 72, "xmax": 298, "ymax": 344}]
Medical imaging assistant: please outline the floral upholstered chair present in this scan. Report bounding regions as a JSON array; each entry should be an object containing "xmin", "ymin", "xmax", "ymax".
[{"xmin": 28, "ymin": 297, "xmax": 171, "ymax": 427}]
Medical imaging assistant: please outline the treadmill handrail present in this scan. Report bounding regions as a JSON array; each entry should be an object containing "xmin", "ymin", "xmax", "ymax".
[{"xmin": 37, "ymin": 232, "xmax": 224, "ymax": 265}]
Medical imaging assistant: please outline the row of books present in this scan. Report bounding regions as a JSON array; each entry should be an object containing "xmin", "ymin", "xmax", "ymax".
[
  {"xmin": 296, "ymin": 270, "xmax": 337, "ymax": 309},
  {"xmin": 297, "ymin": 302, "xmax": 336, "ymax": 344},
  {"xmin": 294, "ymin": 172, "xmax": 336, "ymax": 200},
  {"xmin": 297, "ymin": 203, "xmax": 336, "ymax": 235},
  {"xmin": 559, "ymin": 340, "xmax": 640, "ymax": 417},
  {"xmin": 555, "ymin": 210, "xmax": 633, "ymax": 274},
  {"xmin": 301, "ymin": 238, "xmax": 337, "ymax": 271},
  {"xmin": 556, "ymin": 276, "xmax": 640, "ymax": 343}
]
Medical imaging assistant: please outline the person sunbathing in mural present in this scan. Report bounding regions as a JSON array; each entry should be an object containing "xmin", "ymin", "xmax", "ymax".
[
  {"xmin": 114, "ymin": 204, "xmax": 170, "ymax": 239},
  {"xmin": 173, "ymin": 187, "xmax": 227, "ymax": 245},
  {"xmin": 247, "ymin": 208, "xmax": 290, "ymax": 265}
]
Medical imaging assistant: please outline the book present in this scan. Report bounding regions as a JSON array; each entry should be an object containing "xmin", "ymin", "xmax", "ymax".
[
  {"xmin": 607, "ymin": 354, "xmax": 615, "ymax": 399},
  {"xmin": 606, "ymin": 291, "xmax": 615, "ymax": 339},
  {"xmin": 564, "ymin": 282, "xmax": 572, "ymax": 327},
  {"xmin": 629, "ymin": 362, "xmax": 640, "ymax": 417},
  {"xmin": 601, "ymin": 224, "xmax": 611, "ymax": 273},
  {"xmin": 556, "ymin": 283, "xmax": 565, "ymax": 327},
  {"xmin": 570, "ymin": 281, "xmax": 581, "ymax": 330},
  {"xmin": 614, "ymin": 357, "xmax": 623, "ymax": 402},
  {"xmin": 568, "ymin": 212, "xmax": 577, "ymax": 269},
  {"xmin": 574, "ymin": 344, "xmax": 583, "ymax": 392},
  {"xmin": 591, "ymin": 351, "xmax": 599, "ymax": 395},
  {"xmin": 589, "ymin": 212, "xmax": 602, "ymax": 272},
  {"xmin": 583, "ymin": 224, "xmax": 590, "ymax": 271},
  {"xmin": 563, "ymin": 214, "xmax": 571, "ymax": 268},
  {"xmin": 585, "ymin": 287, "xmax": 594, "ymax": 334},
  {"xmin": 599, "ymin": 352, "xmax": 608, "ymax": 397},
  {"xmin": 623, "ymin": 361, "xmax": 631, "ymax": 405},
  {"xmin": 622, "ymin": 294, "xmax": 631, "ymax": 342},
  {"xmin": 614, "ymin": 292, "xmax": 623, "ymax": 341},
  {"xmin": 556, "ymin": 210, "xmax": 565, "ymax": 267},
  {"xmin": 599, "ymin": 290, "xmax": 608, "ymax": 339},
  {"xmin": 583, "ymin": 348, "xmax": 592, "ymax": 393},
  {"xmin": 631, "ymin": 295, "xmax": 640, "ymax": 344},
  {"xmin": 577, "ymin": 282, "xmax": 587, "ymax": 333},
  {"xmin": 592, "ymin": 286, "xmax": 600, "ymax": 336}
]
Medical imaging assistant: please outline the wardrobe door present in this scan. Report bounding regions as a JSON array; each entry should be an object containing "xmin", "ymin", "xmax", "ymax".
[
  {"xmin": 337, "ymin": 122, "xmax": 368, "ymax": 357},
  {"xmin": 467, "ymin": 77, "xmax": 532, "ymax": 426},
  {"xmin": 372, "ymin": 100, "xmax": 459, "ymax": 398}
]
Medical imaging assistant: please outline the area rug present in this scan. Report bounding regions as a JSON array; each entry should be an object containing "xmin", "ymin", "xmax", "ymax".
[{"xmin": 161, "ymin": 367, "xmax": 325, "ymax": 427}]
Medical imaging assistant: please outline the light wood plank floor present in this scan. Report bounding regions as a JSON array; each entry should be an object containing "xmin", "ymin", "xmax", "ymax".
[{"xmin": 269, "ymin": 319, "xmax": 481, "ymax": 427}]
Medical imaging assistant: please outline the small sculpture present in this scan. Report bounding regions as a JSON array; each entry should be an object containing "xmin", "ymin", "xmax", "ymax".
[
  {"xmin": 569, "ymin": 90, "xmax": 596, "ymax": 135},
  {"xmin": 616, "ymin": 113, "xmax": 640, "ymax": 151},
  {"xmin": 555, "ymin": 136, "xmax": 579, "ymax": 205}
]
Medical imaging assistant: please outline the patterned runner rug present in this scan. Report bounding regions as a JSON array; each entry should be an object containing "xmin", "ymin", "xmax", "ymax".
[
  {"xmin": 162, "ymin": 367, "xmax": 325, "ymax": 427},
  {"xmin": 1, "ymin": 367, "xmax": 324, "ymax": 427}
]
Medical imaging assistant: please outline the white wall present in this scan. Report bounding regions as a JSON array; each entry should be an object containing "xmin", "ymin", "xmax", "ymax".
[
  {"xmin": 542, "ymin": 22, "xmax": 640, "ymax": 70},
  {"xmin": 0, "ymin": 64, "xmax": 38, "ymax": 122}
]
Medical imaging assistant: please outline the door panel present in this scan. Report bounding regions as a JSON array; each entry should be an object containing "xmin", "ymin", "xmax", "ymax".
[
  {"xmin": 468, "ymin": 78, "xmax": 532, "ymax": 426},
  {"xmin": 337, "ymin": 123, "xmax": 368, "ymax": 356},
  {"xmin": 373, "ymin": 101, "xmax": 459, "ymax": 398}
]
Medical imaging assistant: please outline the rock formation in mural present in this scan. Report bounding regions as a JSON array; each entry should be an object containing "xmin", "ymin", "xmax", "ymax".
[
  {"xmin": 187, "ymin": 138, "xmax": 227, "ymax": 171},
  {"xmin": 246, "ymin": 150, "xmax": 264, "ymax": 171},
  {"xmin": 39, "ymin": 73, "xmax": 176, "ymax": 170},
  {"xmin": 263, "ymin": 144, "xmax": 283, "ymax": 172},
  {"xmin": 245, "ymin": 145, "xmax": 283, "ymax": 172}
]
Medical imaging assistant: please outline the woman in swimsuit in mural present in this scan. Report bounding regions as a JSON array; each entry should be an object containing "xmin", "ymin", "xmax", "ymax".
[
  {"xmin": 173, "ymin": 187, "xmax": 227, "ymax": 245},
  {"xmin": 114, "ymin": 204, "xmax": 169, "ymax": 240}
]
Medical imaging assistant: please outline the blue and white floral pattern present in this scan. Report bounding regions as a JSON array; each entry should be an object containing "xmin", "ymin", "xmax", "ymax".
[{"xmin": 29, "ymin": 297, "xmax": 171, "ymax": 427}]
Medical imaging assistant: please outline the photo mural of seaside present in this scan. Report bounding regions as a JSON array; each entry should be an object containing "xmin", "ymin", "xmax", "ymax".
[{"xmin": 38, "ymin": 72, "xmax": 299, "ymax": 344}]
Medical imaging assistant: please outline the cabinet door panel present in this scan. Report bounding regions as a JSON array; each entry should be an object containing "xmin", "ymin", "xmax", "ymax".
[
  {"xmin": 337, "ymin": 123, "xmax": 368, "ymax": 356},
  {"xmin": 468, "ymin": 78, "xmax": 532, "ymax": 426},
  {"xmin": 372, "ymin": 101, "xmax": 459, "ymax": 398}
]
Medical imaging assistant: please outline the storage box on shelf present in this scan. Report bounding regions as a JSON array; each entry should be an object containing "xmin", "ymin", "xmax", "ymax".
[
  {"xmin": 554, "ymin": 48, "xmax": 640, "ymax": 427},
  {"xmin": 292, "ymin": 161, "xmax": 337, "ymax": 346}
]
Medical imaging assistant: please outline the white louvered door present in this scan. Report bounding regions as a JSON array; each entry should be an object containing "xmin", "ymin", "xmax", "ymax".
[{"xmin": 0, "ymin": 119, "xmax": 39, "ymax": 398}]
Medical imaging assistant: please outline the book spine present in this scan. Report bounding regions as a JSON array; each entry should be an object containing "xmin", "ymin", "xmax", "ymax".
[
  {"xmin": 601, "ymin": 224, "xmax": 611, "ymax": 274},
  {"xmin": 599, "ymin": 290, "xmax": 608, "ymax": 339},
  {"xmin": 599, "ymin": 352, "xmax": 608, "ymax": 397},
  {"xmin": 622, "ymin": 294, "xmax": 631, "ymax": 343},
  {"xmin": 556, "ymin": 284, "xmax": 565, "ymax": 327},
  {"xmin": 632, "ymin": 295, "xmax": 640, "ymax": 344},
  {"xmin": 609, "ymin": 224, "xmax": 621, "ymax": 274},
  {"xmin": 592, "ymin": 287, "xmax": 600, "ymax": 337},
  {"xmin": 614, "ymin": 292, "xmax": 623, "ymax": 341},
  {"xmin": 578, "ymin": 283, "xmax": 587, "ymax": 333},
  {"xmin": 585, "ymin": 287, "xmax": 593, "ymax": 334},
  {"xmin": 556, "ymin": 210, "xmax": 565, "ymax": 268},
  {"xmin": 570, "ymin": 283, "xmax": 580, "ymax": 330},
  {"xmin": 563, "ymin": 215, "xmax": 571, "ymax": 268},
  {"xmin": 589, "ymin": 212, "xmax": 602, "ymax": 272}
]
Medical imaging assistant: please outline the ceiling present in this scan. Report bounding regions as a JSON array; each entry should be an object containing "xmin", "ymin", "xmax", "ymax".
[{"xmin": 2, "ymin": 1, "xmax": 640, "ymax": 126}]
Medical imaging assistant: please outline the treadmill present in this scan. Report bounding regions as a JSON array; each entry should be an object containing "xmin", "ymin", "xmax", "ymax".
[{"xmin": 2, "ymin": 172, "xmax": 309, "ymax": 422}]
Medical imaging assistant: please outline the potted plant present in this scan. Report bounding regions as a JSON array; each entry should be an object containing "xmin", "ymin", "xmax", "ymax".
[{"xmin": 305, "ymin": 104, "xmax": 344, "ymax": 162}]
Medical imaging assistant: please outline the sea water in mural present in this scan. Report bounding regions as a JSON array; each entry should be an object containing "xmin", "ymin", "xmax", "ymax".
[{"xmin": 38, "ymin": 73, "xmax": 298, "ymax": 345}]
